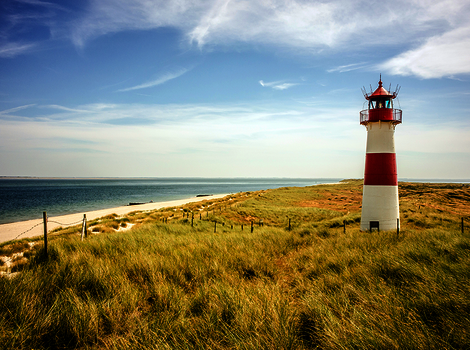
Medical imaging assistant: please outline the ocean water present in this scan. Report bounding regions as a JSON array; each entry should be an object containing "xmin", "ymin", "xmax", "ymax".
[{"xmin": 0, "ymin": 178, "xmax": 340, "ymax": 224}]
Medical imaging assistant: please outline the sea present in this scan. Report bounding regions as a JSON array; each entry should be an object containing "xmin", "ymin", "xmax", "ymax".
[{"xmin": 0, "ymin": 178, "xmax": 341, "ymax": 225}]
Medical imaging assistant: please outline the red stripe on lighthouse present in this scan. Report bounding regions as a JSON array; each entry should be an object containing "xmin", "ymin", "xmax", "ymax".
[{"xmin": 364, "ymin": 153, "xmax": 397, "ymax": 186}]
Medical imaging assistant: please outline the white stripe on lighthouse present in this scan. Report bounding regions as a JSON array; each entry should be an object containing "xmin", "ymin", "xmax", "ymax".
[
  {"xmin": 365, "ymin": 122, "xmax": 396, "ymax": 153},
  {"xmin": 360, "ymin": 185, "xmax": 400, "ymax": 230}
]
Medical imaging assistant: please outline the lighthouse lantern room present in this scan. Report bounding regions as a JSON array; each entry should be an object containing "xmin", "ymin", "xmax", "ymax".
[{"xmin": 360, "ymin": 76, "xmax": 402, "ymax": 231}]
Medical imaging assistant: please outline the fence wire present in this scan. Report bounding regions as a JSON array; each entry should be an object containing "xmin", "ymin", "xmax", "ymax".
[
  {"xmin": 2, "ymin": 217, "xmax": 86, "ymax": 274},
  {"xmin": 11, "ymin": 222, "xmax": 43, "ymax": 241},
  {"xmin": 48, "ymin": 219, "xmax": 84, "ymax": 227},
  {"xmin": 4, "ymin": 217, "xmax": 83, "ymax": 251}
]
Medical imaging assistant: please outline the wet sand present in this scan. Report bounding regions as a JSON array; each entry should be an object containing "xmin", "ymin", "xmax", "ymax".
[{"xmin": 0, "ymin": 194, "xmax": 228, "ymax": 244}]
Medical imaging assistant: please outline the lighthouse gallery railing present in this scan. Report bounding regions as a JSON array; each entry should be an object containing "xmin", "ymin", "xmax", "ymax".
[{"xmin": 360, "ymin": 109, "xmax": 402, "ymax": 125}]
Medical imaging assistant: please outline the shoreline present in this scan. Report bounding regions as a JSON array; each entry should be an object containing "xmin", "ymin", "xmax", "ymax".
[{"xmin": 0, "ymin": 194, "xmax": 229, "ymax": 244}]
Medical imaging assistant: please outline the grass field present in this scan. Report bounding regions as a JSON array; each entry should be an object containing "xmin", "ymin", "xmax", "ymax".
[{"xmin": 1, "ymin": 180, "xmax": 469, "ymax": 349}]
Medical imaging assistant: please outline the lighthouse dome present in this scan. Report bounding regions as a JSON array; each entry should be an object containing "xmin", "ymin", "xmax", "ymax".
[{"xmin": 367, "ymin": 79, "xmax": 394, "ymax": 100}]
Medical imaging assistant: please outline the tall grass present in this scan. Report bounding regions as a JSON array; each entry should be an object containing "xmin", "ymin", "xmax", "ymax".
[{"xmin": 1, "ymin": 182, "xmax": 470, "ymax": 349}]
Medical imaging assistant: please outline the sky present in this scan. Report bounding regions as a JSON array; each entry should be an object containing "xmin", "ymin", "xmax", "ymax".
[{"xmin": 1, "ymin": 0, "xmax": 469, "ymax": 179}]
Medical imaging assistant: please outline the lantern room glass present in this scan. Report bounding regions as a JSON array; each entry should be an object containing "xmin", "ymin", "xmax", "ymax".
[{"xmin": 369, "ymin": 99, "xmax": 392, "ymax": 109}]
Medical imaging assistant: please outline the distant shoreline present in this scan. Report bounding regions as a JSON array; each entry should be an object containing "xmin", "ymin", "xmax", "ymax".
[{"xmin": 1, "ymin": 176, "xmax": 469, "ymax": 183}]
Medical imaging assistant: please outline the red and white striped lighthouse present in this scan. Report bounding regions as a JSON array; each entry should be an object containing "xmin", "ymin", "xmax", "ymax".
[{"xmin": 360, "ymin": 77, "xmax": 402, "ymax": 231}]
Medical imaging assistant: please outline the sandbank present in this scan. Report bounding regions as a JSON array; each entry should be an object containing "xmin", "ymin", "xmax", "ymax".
[{"xmin": 0, "ymin": 194, "xmax": 229, "ymax": 244}]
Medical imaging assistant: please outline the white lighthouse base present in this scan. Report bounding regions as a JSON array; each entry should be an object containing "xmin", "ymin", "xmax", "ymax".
[{"xmin": 360, "ymin": 185, "xmax": 399, "ymax": 231}]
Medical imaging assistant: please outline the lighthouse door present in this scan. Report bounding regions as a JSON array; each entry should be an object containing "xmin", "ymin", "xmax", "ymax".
[{"xmin": 369, "ymin": 221, "xmax": 380, "ymax": 232}]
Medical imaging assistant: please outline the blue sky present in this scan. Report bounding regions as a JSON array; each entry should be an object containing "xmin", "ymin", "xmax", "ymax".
[{"xmin": 1, "ymin": 0, "xmax": 469, "ymax": 179}]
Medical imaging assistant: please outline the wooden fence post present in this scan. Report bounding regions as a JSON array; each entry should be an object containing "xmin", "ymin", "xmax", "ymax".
[
  {"xmin": 251, "ymin": 221, "xmax": 254, "ymax": 233},
  {"xmin": 81, "ymin": 217, "xmax": 84, "ymax": 241},
  {"xmin": 43, "ymin": 211, "xmax": 48, "ymax": 259},
  {"xmin": 343, "ymin": 220, "xmax": 346, "ymax": 234},
  {"xmin": 214, "ymin": 221, "xmax": 217, "ymax": 233},
  {"xmin": 81, "ymin": 214, "xmax": 87, "ymax": 241},
  {"xmin": 191, "ymin": 213, "xmax": 194, "ymax": 227},
  {"xmin": 288, "ymin": 218, "xmax": 291, "ymax": 231}
]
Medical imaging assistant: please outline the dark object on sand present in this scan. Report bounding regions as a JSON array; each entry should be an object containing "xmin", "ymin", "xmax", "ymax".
[{"xmin": 128, "ymin": 200, "xmax": 153, "ymax": 206}]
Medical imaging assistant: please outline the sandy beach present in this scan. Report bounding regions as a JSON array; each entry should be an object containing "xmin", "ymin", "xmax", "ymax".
[{"xmin": 0, "ymin": 194, "xmax": 228, "ymax": 244}]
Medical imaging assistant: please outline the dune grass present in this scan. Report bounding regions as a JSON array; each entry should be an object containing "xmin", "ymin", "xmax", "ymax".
[{"xmin": 1, "ymin": 181, "xmax": 470, "ymax": 349}]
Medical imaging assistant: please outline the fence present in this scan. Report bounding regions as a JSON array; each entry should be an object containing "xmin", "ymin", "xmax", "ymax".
[
  {"xmin": 7, "ymin": 212, "xmax": 87, "ymax": 260},
  {"xmin": 5, "ymin": 208, "xmax": 469, "ymax": 263}
]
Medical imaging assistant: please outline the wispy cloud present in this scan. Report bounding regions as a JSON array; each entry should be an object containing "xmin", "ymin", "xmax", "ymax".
[
  {"xmin": 1, "ymin": 101, "xmax": 359, "ymax": 132},
  {"xmin": 39, "ymin": 105, "xmax": 93, "ymax": 113},
  {"xmin": 0, "ymin": 104, "xmax": 36, "ymax": 115},
  {"xmin": 62, "ymin": 1, "xmax": 460, "ymax": 48},
  {"xmin": 259, "ymin": 80, "xmax": 298, "ymax": 90},
  {"xmin": 67, "ymin": 1, "xmax": 206, "ymax": 48},
  {"xmin": 0, "ymin": 0, "xmax": 72, "ymax": 58},
  {"xmin": 0, "ymin": 43, "xmax": 37, "ymax": 58},
  {"xmin": 14, "ymin": 0, "xmax": 70, "ymax": 11},
  {"xmin": 3, "ymin": 0, "xmax": 470, "ymax": 79},
  {"xmin": 378, "ymin": 25, "xmax": 470, "ymax": 79},
  {"xmin": 62, "ymin": 0, "xmax": 469, "ymax": 78},
  {"xmin": 327, "ymin": 62, "xmax": 369, "ymax": 73},
  {"xmin": 117, "ymin": 68, "xmax": 190, "ymax": 92},
  {"xmin": 188, "ymin": 0, "xmax": 232, "ymax": 48},
  {"xmin": 273, "ymin": 83, "xmax": 297, "ymax": 91},
  {"xmin": 2, "ymin": 100, "xmax": 469, "ymax": 177}
]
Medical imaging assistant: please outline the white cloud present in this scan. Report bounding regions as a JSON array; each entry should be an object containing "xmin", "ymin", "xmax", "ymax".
[
  {"xmin": 60, "ymin": 0, "xmax": 470, "ymax": 79},
  {"xmin": 0, "ymin": 100, "xmax": 366, "ymax": 177},
  {"xmin": 2, "ymin": 100, "xmax": 470, "ymax": 177},
  {"xmin": 379, "ymin": 25, "xmax": 470, "ymax": 78},
  {"xmin": 117, "ymin": 68, "xmax": 190, "ymax": 92},
  {"xmin": 4, "ymin": 0, "xmax": 470, "ymax": 78},
  {"xmin": 65, "ymin": 0, "xmax": 466, "ymax": 50}
]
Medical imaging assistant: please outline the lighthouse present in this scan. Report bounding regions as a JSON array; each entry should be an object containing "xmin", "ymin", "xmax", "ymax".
[{"xmin": 360, "ymin": 76, "xmax": 402, "ymax": 231}]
